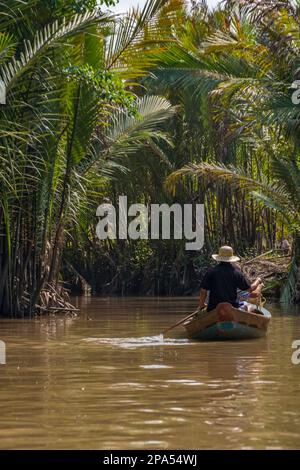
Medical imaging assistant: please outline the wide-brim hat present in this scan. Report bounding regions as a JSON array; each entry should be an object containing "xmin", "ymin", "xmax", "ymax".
[{"xmin": 212, "ymin": 245, "xmax": 240, "ymax": 263}]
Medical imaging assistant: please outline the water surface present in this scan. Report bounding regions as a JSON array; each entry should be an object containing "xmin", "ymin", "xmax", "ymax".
[{"xmin": 0, "ymin": 297, "xmax": 300, "ymax": 449}]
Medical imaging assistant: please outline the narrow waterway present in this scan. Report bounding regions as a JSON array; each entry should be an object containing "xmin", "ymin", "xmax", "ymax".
[{"xmin": 0, "ymin": 297, "xmax": 300, "ymax": 449}]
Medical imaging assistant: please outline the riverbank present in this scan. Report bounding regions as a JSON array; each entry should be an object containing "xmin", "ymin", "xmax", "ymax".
[
  {"xmin": 62, "ymin": 250, "xmax": 291, "ymax": 301},
  {"xmin": 241, "ymin": 252, "xmax": 291, "ymax": 299}
]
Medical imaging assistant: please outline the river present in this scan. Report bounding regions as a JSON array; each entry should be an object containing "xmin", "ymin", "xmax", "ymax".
[{"xmin": 0, "ymin": 297, "xmax": 300, "ymax": 449}]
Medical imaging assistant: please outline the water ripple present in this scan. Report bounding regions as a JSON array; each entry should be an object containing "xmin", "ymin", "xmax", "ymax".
[{"xmin": 82, "ymin": 335, "xmax": 192, "ymax": 349}]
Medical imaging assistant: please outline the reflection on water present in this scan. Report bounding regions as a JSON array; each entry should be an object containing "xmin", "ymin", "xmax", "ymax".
[{"xmin": 0, "ymin": 297, "xmax": 300, "ymax": 450}]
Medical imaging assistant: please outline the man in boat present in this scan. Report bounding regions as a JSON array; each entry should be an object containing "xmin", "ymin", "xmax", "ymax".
[{"xmin": 198, "ymin": 246, "xmax": 264, "ymax": 312}]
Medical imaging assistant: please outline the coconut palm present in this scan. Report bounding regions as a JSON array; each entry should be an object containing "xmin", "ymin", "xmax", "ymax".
[
  {"xmin": 0, "ymin": 0, "xmax": 177, "ymax": 316},
  {"xmin": 161, "ymin": 0, "xmax": 300, "ymax": 301}
]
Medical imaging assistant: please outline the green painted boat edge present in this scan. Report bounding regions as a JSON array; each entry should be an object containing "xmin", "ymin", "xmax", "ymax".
[
  {"xmin": 192, "ymin": 321, "xmax": 267, "ymax": 340},
  {"xmin": 187, "ymin": 305, "xmax": 272, "ymax": 341}
]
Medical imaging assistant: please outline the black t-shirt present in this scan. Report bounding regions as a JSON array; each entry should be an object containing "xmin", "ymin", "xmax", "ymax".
[{"xmin": 200, "ymin": 262, "xmax": 251, "ymax": 311}]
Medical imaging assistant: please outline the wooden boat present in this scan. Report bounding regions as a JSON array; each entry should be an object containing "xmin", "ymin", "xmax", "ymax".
[{"xmin": 183, "ymin": 302, "xmax": 271, "ymax": 340}]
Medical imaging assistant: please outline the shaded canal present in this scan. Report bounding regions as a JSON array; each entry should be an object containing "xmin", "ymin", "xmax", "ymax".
[{"xmin": 0, "ymin": 297, "xmax": 300, "ymax": 449}]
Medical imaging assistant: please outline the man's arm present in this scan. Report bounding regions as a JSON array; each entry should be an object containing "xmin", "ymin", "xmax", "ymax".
[
  {"xmin": 249, "ymin": 277, "xmax": 262, "ymax": 292},
  {"xmin": 199, "ymin": 288, "xmax": 207, "ymax": 310},
  {"xmin": 237, "ymin": 271, "xmax": 264, "ymax": 298},
  {"xmin": 248, "ymin": 282, "xmax": 264, "ymax": 298}
]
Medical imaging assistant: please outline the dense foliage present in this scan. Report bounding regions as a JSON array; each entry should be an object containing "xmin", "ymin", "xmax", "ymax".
[
  {"xmin": 0, "ymin": 0, "xmax": 176, "ymax": 315},
  {"xmin": 0, "ymin": 0, "xmax": 299, "ymax": 316}
]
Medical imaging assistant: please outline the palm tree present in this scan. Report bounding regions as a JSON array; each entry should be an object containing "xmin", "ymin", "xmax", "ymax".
[
  {"xmin": 0, "ymin": 0, "xmax": 177, "ymax": 316},
  {"xmin": 161, "ymin": 0, "xmax": 300, "ymax": 302},
  {"xmin": 167, "ymin": 155, "xmax": 300, "ymax": 302}
]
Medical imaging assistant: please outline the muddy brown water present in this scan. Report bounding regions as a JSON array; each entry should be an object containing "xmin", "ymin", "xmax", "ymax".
[{"xmin": 0, "ymin": 297, "xmax": 300, "ymax": 449}]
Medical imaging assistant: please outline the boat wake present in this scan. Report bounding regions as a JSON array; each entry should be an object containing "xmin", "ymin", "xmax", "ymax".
[{"xmin": 82, "ymin": 334, "xmax": 191, "ymax": 349}]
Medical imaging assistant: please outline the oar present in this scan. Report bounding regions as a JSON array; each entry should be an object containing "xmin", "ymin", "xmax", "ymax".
[{"xmin": 162, "ymin": 309, "xmax": 200, "ymax": 336}]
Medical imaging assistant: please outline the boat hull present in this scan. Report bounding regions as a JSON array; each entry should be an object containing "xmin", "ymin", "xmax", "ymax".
[{"xmin": 184, "ymin": 303, "xmax": 271, "ymax": 341}]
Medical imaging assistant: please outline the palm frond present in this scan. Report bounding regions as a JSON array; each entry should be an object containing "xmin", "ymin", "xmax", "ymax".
[
  {"xmin": 78, "ymin": 95, "xmax": 176, "ymax": 176},
  {"xmin": 0, "ymin": 10, "xmax": 110, "ymax": 91},
  {"xmin": 166, "ymin": 161, "xmax": 294, "ymax": 212},
  {"xmin": 280, "ymin": 258, "xmax": 298, "ymax": 303},
  {"xmin": 104, "ymin": 0, "xmax": 172, "ymax": 78},
  {"xmin": 272, "ymin": 154, "xmax": 300, "ymax": 207},
  {"xmin": 0, "ymin": 32, "xmax": 15, "ymax": 64}
]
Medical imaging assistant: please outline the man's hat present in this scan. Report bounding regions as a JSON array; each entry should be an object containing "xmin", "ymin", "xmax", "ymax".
[{"xmin": 212, "ymin": 245, "xmax": 240, "ymax": 263}]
